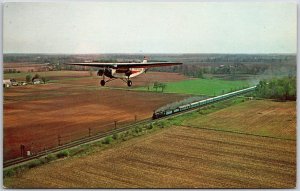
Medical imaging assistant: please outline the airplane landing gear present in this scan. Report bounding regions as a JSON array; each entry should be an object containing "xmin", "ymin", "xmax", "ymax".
[
  {"xmin": 127, "ymin": 80, "xmax": 132, "ymax": 87},
  {"xmin": 99, "ymin": 75, "xmax": 132, "ymax": 87},
  {"xmin": 100, "ymin": 80, "xmax": 106, "ymax": 86}
]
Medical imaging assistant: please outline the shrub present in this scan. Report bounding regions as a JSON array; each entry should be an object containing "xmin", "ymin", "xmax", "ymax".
[
  {"xmin": 130, "ymin": 129, "xmax": 136, "ymax": 135},
  {"xmin": 134, "ymin": 127, "xmax": 142, "ymax": 133},
  {"xmin": 25, "ymin": 74, "xmax": 32, "ymax": 83},
  {"xmin": 158, "ymin": 121, "xmax": 166, "ymax": 128},
  {"xmin": 56, "ymin": 150, "xmax": 69, "ymax": 158},
  {"xmin": 33, "ymin": 73, "xmax": 40, "ymax": 80},
  {"xmin": 112, "ymin": 133, "xmax": 119, "ymax": 140},
  {"xmin": 38, "ymin": 157, "xmax": 47, "ymax": 164},
  {"xmin": 148, "ymin": 123, "xmax": 154, "ymax": 129},
  {"xmin": 45, "ymin": 154, "xmax": 56, "ymax": 162},
  {"xmin": 102, "ymin": 136, "xmax": 113, "ymax": 144},
  {"xmin": 41, "ymin": 77, "xmax": 47, "ymax": 84},
  {"xmin": 27, "ymin": 159, "xmax": 42, "ymax": 168},
  {"xmin": 198, "ymin": 110, "xmax": 205, "ymax": 115},
  {"xmin": 14, "ymin": 166, "xmax": 26, "ymax": 175},
  {"xmin": 3, "ymin": 169, "xmax": 15, "ymax": 177}
]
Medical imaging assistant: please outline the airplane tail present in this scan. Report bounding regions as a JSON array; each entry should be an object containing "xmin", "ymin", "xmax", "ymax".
[{"xmin": 142, "ymin": 56, "xmax": 148, "ymax": 64}]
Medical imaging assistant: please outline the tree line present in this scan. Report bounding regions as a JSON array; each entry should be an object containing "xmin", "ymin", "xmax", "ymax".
[
  {"xmin": 151, "ymin": 62, "xmax": 296, "ymax": 79},
  {"xmin": 255, "ymin": 77, "xmax": 296, "ymax": 101}
]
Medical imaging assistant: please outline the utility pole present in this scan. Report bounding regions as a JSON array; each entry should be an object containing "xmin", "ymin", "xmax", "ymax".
[
  {"xmin": 114, "ymin": 121, "xmax": 117, "ymax": 129},
  {"xmin": 20, "ymin": 144, "xmax": 25, "ymax": 157},
  {"xmin": 58, "ymin": 135, "xmax": 61, "ymax": 146}
]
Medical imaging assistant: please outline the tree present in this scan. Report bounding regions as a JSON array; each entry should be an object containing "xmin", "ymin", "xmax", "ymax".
[
  {"xmin": 197, "ymin": 69, "xmax": 204, "ymax": 79},
  {"xmin": 153, "ymin": 82, "xmax": 159, "ymax": 92},
  {"xmin": 32, "ymin": 74, "xmax": 41, "ymax": 82},
  {"xmin": 41, "ymin": 77, "xmax": 47, "ymax": 84},
  {"xmin": 255, "ymin": 77, "xmax": 296, "ymax": 100},
  {"xmin": 160, "ymin": 83, "xmax": 167, "ymax": 92},
  {"xmin": 25, "ymin": 74, "xmax": 32, "ymax": 83}
]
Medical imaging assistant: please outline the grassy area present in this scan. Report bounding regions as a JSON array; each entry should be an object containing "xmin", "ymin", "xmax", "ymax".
[
  {"xmin": 182, "ymin": 100, "xmax": 296, "ymax": 140},
  {"xmin": 135, "ymin": 78, "xmax": 250, "ymax": 96},
  {"xmin": 158, "ymin": 97, "xmax": 296, "ymax": 140}
]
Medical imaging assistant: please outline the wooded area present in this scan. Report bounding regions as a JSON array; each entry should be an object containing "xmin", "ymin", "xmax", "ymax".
[{"xmin": 255, "ymin": 77, "xmax": 296, "ymax": 100}]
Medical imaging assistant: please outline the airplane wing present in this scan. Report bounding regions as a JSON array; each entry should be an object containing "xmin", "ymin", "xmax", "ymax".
[{"xmin": 65, "ymin": 62, "xmax": 182, "ymax": 69}]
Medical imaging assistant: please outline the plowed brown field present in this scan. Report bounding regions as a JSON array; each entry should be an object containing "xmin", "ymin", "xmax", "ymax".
[
  {"xmin": 4, "ymin": 71, "xmax": 188, "ymax": 161},
  {"xmin": 5, "ymin": 126, "xmax": 296, "ymax": 188}
]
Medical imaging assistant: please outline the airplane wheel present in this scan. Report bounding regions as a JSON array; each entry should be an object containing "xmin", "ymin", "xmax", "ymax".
[
  {"xmin": 100, "ymin": 80, "xmax": 106, "ymax": 86},
  {"xmin": 127, "ymin": 80, "xmax": 132, "ymax": 87}
]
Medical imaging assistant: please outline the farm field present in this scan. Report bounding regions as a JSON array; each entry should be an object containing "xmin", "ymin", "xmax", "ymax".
[
  {"xmin": 135, "ymin": 78, "xmax": 251, "ymax": 96},
  {"xmin": 183, "ymin": 100, "xmax": 296, "ymax": 140},
  {"xmin": 53, "ymin": 71, "xmax": 189, "ymax": 88},
  {"xmin": 4, "ymin": 99, "xmax": 296, "ymax": 188},
  {"xmin": 4, "ymin": 63, "xmax": 49, "ymax": 72},
  {"xmin": 4, "ymin": 70, "xmax": 189, "ymax": 88},
  {"xmin": 5, "ymin": 125, "xmax": 296, "ymax": 188},
  {"xmin": 3, "ymin": 71, "xmax": 188, "ymax": 161}
]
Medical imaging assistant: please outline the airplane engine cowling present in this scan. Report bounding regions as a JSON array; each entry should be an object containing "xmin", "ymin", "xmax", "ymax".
[
  {"xmin": 97, "ymin": 69, "xmax": 105, "ymax": 76},
  {"xmin": 97, "ymin": 68, "xmax": 115, "ymax": 78}
]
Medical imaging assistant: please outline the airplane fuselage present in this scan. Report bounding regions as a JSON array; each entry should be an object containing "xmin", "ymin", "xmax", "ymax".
[
  {"xmin": 98, "ymin": 67, "xmax": 145, "ymax": 79},
  {"xmin": 114, "ymin": 68, "xmax": 145, "ymax": 78}
]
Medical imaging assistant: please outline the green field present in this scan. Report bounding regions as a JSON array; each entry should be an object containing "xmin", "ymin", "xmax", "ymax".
[{"xmin": 136, "ymin": 78, "xmax": 250, "ymax": 96}]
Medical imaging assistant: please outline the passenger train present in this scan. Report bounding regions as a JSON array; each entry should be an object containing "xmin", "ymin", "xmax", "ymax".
[{"xmin": 152, "ymin": 86, "xmax": 256, "ymax": 119}]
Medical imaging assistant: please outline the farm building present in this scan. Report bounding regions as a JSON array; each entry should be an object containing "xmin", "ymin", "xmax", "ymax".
[
  {"xmin": 3, "ymin": 79, "xmax": 11, "ymax": 88},
  {"xmin": 33, "ymin": 79, "xmax": 42, "ymax": 84}
]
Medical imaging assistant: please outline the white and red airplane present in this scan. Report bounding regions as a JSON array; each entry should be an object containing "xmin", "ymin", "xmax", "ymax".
[{"xmin": 66, "ymin": 57, "xmax": 182, "ymax": 87}]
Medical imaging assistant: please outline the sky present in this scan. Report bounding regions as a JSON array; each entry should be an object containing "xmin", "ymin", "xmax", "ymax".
[{"xmin": 3, "ymin": 2, "xmax": 297, "ymax": 54}]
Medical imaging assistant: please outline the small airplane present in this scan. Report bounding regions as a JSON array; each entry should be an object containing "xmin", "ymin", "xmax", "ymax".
[{"xmin": 66, "ymin": 57, "xmax": 182, "ymax": 87}]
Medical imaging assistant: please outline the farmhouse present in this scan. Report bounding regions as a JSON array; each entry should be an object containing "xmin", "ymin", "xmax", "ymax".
[
  {"xmin": 3, "ymin": 79, "xmax": 11, "ymax": 88},
  {"xmin": 32, "ymin": 79, "xmax": 42, "ymax": 84}
]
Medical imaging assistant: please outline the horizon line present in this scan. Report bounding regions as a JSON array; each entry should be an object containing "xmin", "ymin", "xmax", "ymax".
[{"xmin": 3, "ymin": 52, "xmax": 297, "ymax": 55}]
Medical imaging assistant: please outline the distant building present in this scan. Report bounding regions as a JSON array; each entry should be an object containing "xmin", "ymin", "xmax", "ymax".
[
  {"xmin": 9, "ymin": 79, "xmax": 19, "ymax": 86},
  {"xmin": 33, "ymin": 79, "xmax": 41, "ymax": 84},
  {"xmin": 3, "ymin": 79, "xmax": 11, "ymax": 88},
  {"xmin": 18, "ymin": 81, "xmax": 27, "ymax": 86}
]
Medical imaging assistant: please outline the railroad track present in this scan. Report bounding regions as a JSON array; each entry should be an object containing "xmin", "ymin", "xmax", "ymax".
[
  {"xmin": 3, "ymin": 108, "xmax": 198, "ymax": 169},
  {"xmin": 4, "ymin": 88, "xmax": 255, "ymax": 169},
  {"xmin": 3, "ymin": 118, "xmax": 152, "ymax": 168}
]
